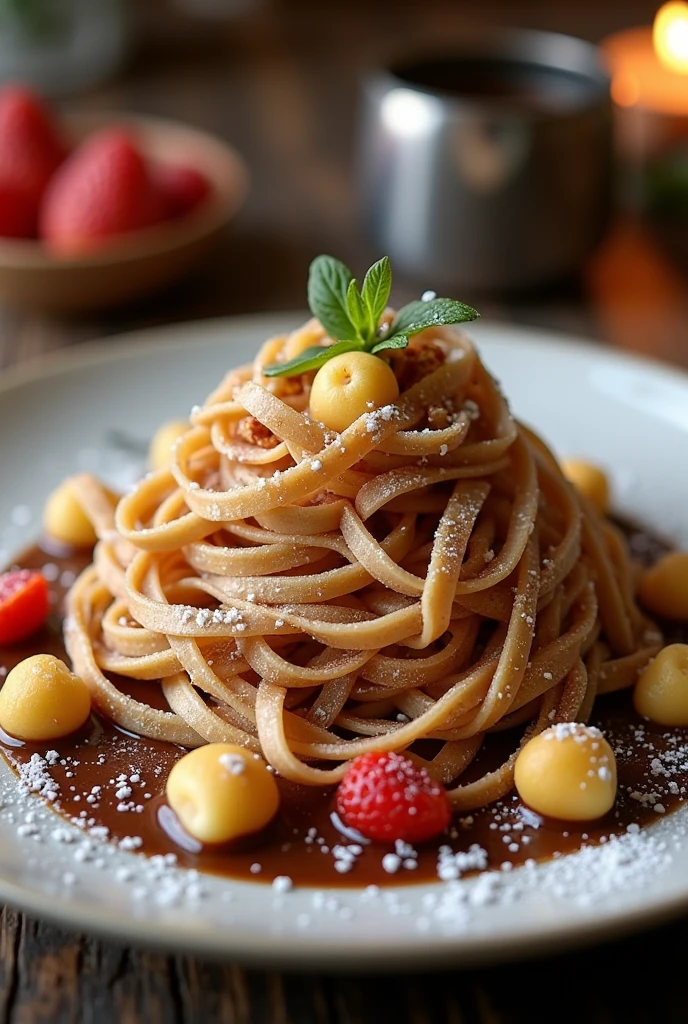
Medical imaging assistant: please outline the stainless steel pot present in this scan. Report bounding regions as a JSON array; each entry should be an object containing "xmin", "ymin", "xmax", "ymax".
[{"xmin": 358, "ymin": 29, "xmax": 612, "ymax": 291}]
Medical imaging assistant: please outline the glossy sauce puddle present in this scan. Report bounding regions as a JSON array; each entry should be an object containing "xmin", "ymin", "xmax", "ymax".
[{"xmin": 1, "ymin": 531, "xmax": 687, "ymax": 888}]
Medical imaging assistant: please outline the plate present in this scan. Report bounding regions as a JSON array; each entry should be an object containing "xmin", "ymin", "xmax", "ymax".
[{"xmin": 0, "ymin": 314, "xmax": 687, "ymax": 969}]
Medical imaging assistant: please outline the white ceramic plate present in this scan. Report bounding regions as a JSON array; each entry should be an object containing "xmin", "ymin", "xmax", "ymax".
[{"xmin": 0, "ymin": 315, "xmax": 687, "ymax": 969}]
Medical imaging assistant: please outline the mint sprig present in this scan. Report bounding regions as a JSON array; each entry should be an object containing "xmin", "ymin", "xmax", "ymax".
[
  {"xmin": 388, "ymin": 297, "xmax": 480, "ymax": 337},
  {"xmin": 306, "ymin": 256, "xmax": 358, "ymax": 343},
  {"xmin": 360, "ymin": 257, "xmax": 392, "ymax": 339},
  {"xmin": 263, "ymin": 255, "xmax": 479, "ymax": 378},
  {"xmin": 261, "ymin": 339, "xmax": 363, "ymax": 378}
]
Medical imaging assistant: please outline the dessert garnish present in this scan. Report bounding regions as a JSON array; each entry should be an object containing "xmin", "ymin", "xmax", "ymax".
[
  {"xmin": 263, "ymin": 254, "xmax": 479, "ymax": 377},
  {"xmin": 336, "ymin": 751, "xmax": 452, "ymax": 844},
  {"xmin": 0, "ymin": 570, "xmax": 49, "ymax": 645}
]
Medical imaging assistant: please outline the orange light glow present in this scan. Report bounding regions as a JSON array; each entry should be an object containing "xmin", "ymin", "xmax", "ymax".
[
  {"xmin": 653, "ymin": 2, "xmax": 688, "ymax": 74},
  {"xmin": 611, "ymin": 72, "xmax": 641, "ymax": 107},
  {"xmin": 603, "ymin": 22, "xmax": 688, "ymax": 115}
]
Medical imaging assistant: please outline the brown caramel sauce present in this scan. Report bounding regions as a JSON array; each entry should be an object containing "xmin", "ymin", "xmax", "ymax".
[{"xmin": 0, "ymin": 528, "xmax": 687, "ymax": 889}]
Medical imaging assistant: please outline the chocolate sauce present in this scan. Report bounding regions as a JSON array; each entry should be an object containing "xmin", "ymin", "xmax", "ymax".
[{"xmin": 1, "ymin": 535, "xmax": 687, "ymax": 888}]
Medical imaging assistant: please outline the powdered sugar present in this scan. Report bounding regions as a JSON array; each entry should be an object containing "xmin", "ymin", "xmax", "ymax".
[
  {"xmin": 1, "ymin": 738, "xmax": 688, "ymax": 954},
  {"xmin": 363, "ymin": 404, "xmax": 398, "ymax": 437},
  {"xmin": 219, "ymin": 753, "xmax": 246, "ymax": 776},
  {"xmin": 544, "ymin": 722, "xmax": 604, "ymax": 743}
]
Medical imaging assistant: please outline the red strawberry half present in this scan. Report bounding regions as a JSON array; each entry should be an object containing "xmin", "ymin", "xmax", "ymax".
[
  {"xmin": 153, "ymin": 162, "xmax": 210, "ymax": 219},
  {"xmin": 336, "ymin": 751, "xmax": 452, "ymax": 844},
  {"xmin": 40, "ymin": 127, "xmax": 165, "ymax": 256},
  {"xmin": 0, "ymin": 84, "xmax": 66, "ymax": 236},
  {"xmin": 0, "ymin": 570, "xmax": 49, "ymax": 645}
]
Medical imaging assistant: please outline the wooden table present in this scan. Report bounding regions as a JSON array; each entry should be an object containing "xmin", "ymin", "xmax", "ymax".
[{"xmin": 0, "ymin": 1, "xmax": 687, "ymax": 1020}]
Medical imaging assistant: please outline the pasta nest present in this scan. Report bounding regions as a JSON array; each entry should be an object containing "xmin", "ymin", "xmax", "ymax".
[{"xmin": 64, "ymin": 320, "xmax": 660, "ymax": 809}]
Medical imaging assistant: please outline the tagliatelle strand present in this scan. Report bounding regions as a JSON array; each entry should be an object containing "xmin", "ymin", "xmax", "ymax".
[{"xmin": 64, "ymin": 321, "xmax": 656, "ymax": 807}]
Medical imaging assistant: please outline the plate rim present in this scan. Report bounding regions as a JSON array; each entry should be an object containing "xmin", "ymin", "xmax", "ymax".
[
  {"xmin": 2, "ymin": 312, "xmax": 687, "ymax": 399},
  {"xmin": 1, "ymin": 849, "xmax": 688, "ymax": 970},
  {"xmin": 1, "ymin": 313, "xmax": 688, "ymax": 968}
]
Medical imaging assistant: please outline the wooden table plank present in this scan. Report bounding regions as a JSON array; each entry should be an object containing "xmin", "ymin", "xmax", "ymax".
[{"xmin": 1, "ymin": 908, "xmax": 688, "ymax": 1023}]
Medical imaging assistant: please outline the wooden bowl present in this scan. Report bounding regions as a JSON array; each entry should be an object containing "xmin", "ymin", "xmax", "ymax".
[{"xmin": 0, "ymin": 112, "xmax": 249, "ymax": 312}]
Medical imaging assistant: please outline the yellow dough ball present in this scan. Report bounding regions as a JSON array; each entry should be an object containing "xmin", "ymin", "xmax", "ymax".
[
  {"xmin": 0, "ymin": 654, "xmax": 91, "ymax": 741},
  {"xmin": 514, "ymin": 723, "xmax": 617, "ymax": 821},
  {"xmin": 634, "ymin": 644, "xmax": 688, "ymax": 725},
  {"xmin": 166, "ymin": 743, "xmax": 279, "ymax": 845},
  {"xmin": 149, "ymin": 419, "xmax": 190, "ymax": 471},
  {"xmin": 309, "ymin": 351, "xmax": 399, "ymax": 433},
  {"xmin": 639, "ymin": 552, "xmax": 688, "ymax": 622},
  {"xmin": 43, "ymin": 480, "xmax": 97, "ymax": 548},
  {"xmin": 561, "ymin": 458, "xmax": 610, "ymax": 515}
]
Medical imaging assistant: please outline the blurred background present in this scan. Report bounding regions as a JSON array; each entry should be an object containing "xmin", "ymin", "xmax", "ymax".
[{"xmin": 0, "ymin": 0, "xmax": 686, "ymax": 368}]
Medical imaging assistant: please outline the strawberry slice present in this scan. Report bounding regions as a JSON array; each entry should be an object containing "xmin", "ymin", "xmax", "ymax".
[
  {"xmin": 336, "ymin": 751, "xmax": 452, "ymax": 844},
  {"xmin": 0, "ymin": 570, "xmax": 50, "ymax": 645}
]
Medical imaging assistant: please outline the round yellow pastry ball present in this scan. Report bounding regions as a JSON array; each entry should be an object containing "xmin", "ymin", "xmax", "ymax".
[
  {"xmin": 639, "ymin": 552, "xmax": 688, "ymax": 622},
  {"xmin": 149, "ymin": 419, "xmax": 190, "ymax": 471},
  {"xmin": 309, "ymin": 352, "xmax": 399, "ymax": 433},
  {"xmin": 43, "ymin": 480, "xmax": 97, "ymax": 548},
  {"xmin": 634, "ymin": 644, "xmax": 688, "ymax": 725},
  {"xmin": 166, "ymin": 743, "xmax": 279, "ymax": 845},
  {"xmin": 561, "ymin": 458, "xmax": 610, "ymax": 515},
  {"xmin": 514, "ymin": 723, "xmax": 617, "ymax": 821},
  {"xmin": 0, "ymin": 654, "xmax": 91, "ymax": 741}
]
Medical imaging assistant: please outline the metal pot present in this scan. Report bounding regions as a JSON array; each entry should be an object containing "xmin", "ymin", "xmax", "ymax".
[{"xmin": 358, "ymin": 29, "xmax": 612, "ymax": 291}]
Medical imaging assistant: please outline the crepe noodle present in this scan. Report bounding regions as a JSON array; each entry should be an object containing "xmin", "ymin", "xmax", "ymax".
[{"xmin": 64, "ymin": 322, "xmax": 660, "ymax": 810}]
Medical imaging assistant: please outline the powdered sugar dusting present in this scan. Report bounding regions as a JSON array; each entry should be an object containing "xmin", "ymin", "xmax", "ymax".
[
  {"xmin": 363, "ymin": 404, "xmax": 398, "ymax": 438},
  {"xmin": 0, "ymin": 728, "xmax": 687, "ymax": 951},
  {"xmin": 543, "ymin": 722, "xmax": 604, "ymax": 743},
  {"xmin": 219, "ymin": 753, "xmax": 246, "ymax": 776}
]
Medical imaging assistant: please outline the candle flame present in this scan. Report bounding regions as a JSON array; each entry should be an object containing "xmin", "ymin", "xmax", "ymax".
[{"xmin": 653, "ymin": 1, "xmax": 688, "ymax": 73}]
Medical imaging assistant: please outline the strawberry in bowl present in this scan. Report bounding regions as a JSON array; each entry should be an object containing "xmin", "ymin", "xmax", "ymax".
[
  {"xmin": 0, "ymin": 86, "xmax": 66, "ymax": 237},
  {"xmin": 40, "ymin": 127, "xmax": 167, "ymax": 256},
  {"xmin": 0, "ymin": 84, "xmax": 247, "ymax": 310}
]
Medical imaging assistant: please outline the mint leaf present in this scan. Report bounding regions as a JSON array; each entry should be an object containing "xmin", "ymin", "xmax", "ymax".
[
  {"xmin": 371, "ymin": 334, "xmax": 409, "ymax": 354},
  {"xmin": 361, "ymin": 256, "xmax": 392, "ymax": 338},
  {"xmin": 307, "ymin": 255, "xmax": 358, "ymax": 342},
  {"xmin": 263, "ymin": 339, "xmax": 363, "ymax": 378},
  {"xmin": 391, "ymin": 297, "xmax": 479, "ymax": 337},
  {"xmin": 346, "ymin": 279, "xmax": 366, "ymax": 339},
  {"xmin": 265, "ymin": 255, "xmax": 480, "ymax": 379}
]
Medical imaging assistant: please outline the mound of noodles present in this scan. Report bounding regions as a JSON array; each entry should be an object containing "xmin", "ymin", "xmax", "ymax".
[{"xmin": 64, "ymin": 319, "xmax": 661, "ymax": 809}]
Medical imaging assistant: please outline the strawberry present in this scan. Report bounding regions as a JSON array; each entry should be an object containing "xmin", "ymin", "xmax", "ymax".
[
  {"xmin": 0, "ymin": 182, "xmax": 37, "ymax": 238},
  {"xmin": 40, "ymin": 127, "xmax": 165, "ymax": 256},
  {"xmin": 0, "ymin": 570, "xmax": 49, "ymax": 645},
  {"xmin": 0, "ymin": 85, "xmax": 66, "ymax": 235},
  {"xmin": 153, "ymin": 162, "xmax": 210, "ymax": 218},
  {"xmin": 336, "ymin": 751, "xmax": 452, "ymax": 844}
]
